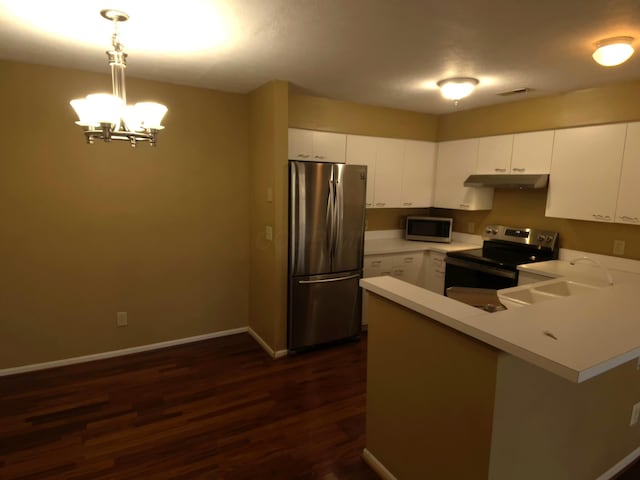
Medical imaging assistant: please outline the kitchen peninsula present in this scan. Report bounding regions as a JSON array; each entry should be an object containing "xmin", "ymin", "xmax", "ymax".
[{"xmin": 360, "ymin": 262, "xmax": 640, "ymax": 480}]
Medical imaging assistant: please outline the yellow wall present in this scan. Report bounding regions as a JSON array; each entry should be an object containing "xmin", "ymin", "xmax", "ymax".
[
  {"xmin": 0, "ymin": 60, "xmax": 250, "ymax": 369},
  {"xmin": 438, "ymin": 80, "xmax": 640, "ymax": 141},
  {"xmin": 436, "ymin": 80, "xmax": 640, "ymax": 260},
  {"xmin": 289, "ymin": 92, "xmax": 438, "ymax": 140},
  {"xmin": 248, "ymin": 81, "xmax": 289, "ymax": 352}
]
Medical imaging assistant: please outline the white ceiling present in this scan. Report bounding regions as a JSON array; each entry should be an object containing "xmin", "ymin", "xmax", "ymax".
[{"xmin": 1, "ymin": 0, "xmax": 640, "ymax": 114}]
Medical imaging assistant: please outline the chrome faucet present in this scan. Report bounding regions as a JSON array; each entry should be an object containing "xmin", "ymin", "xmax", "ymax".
[{"xmin": 568, "ymin": 256, "xmax": 614, "ymax": 285}]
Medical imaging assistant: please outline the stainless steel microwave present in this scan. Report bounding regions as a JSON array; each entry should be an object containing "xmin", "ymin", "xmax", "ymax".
[{"xmin": 405, "ymin": 216, "xmax": 453, "ymax": 243}]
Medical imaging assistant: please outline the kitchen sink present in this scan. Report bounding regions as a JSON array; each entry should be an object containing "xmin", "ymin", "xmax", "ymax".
[
  {"xmin": 498, "ymin": 279, "xmax": 602, "ymax": 307},
  {"xmin": 499, "ymin": 288, "xmax": 558, "ymax": 305},
  {"xmin": 533, "ymin": 280, "xmax": 598, "ymax": 297}
]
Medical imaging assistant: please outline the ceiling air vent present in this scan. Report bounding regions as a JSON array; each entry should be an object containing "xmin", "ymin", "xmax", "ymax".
[{"xmin": 497, "ymin": 87, "xmax": 534, "ymax": 97}]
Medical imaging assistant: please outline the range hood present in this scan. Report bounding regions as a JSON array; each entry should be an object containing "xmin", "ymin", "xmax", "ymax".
[{"xmin": 464, "ymin": 174, "xmax": 549, "ymax": 189}]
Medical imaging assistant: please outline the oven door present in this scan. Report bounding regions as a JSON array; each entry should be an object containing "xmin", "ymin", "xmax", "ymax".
[{"xmin": 444, "ymin": 256, "xmax": 518, "ymax": 294}]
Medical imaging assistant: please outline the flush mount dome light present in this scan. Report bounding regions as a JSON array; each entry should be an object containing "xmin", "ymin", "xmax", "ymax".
[
  {"xmin": 437, "ymin": 77, "xmax": 479, "ymax": 102},
  {"xmin": 592, "ymin": 36, "xmax": 635, "ymax": 66}
]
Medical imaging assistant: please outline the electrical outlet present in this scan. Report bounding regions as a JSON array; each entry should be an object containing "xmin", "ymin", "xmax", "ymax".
[
  {"xmin": 265, "ymin": 225, "xmax": 273, "ymax": 241},
  {"xmin": 117, "ymin": 311, "xmax": 128, "ymax": 327},
  {"xmin": 613, "ymin": 240, "xmax": 625, "ymax": 256},
  {"xmin": 630, "ymin": 402, "xmax": 640, "ymax": 426}
]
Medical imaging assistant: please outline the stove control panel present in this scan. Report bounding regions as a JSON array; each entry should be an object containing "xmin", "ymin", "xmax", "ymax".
[{"xmin": 483, "ymin": 225, "xmax": 559, "ymax": 250}]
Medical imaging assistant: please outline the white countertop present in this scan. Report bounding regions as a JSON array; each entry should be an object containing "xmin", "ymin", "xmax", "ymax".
[
  {"xmin": 361, "ymin": 263, "xmax": 640, "ymax": 383},
  {"xmin": 364, "ymin": 237, "xmax": 478, "ymax": 255}
]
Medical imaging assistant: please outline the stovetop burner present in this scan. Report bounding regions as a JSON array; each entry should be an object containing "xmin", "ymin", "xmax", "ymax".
[{"xmin": 447, "ymin": 225, "xmax": 559, "ymax": 270}]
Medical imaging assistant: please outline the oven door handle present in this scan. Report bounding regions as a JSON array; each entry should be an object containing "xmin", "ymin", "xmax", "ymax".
[{"xmin": 445, "ymin": 257, "xmax": 517, "ymax": 280}]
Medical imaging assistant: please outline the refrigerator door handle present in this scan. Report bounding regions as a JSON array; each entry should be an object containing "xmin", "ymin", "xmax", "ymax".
[
  {"xmin": 334, "ymin": 169, "xmax": 343, "ymax": 260},
  {"xmin": 326, "ymin": 176, "xmax": 335, "ymax": 255},
  {"xmin": 299, "ymin": 273, "xmax": 361, "ymax": 284}
]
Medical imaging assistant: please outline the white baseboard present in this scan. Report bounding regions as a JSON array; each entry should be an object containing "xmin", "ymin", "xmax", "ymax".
[
  {"xmin": 362, "ymin": 448, "xmax": 397, "ymax": 480},
  {"xmin": 0, "ymin": 327, "xmax": 249, "ymax": 377},
  {"xmin": 247, "ymin": 327, "xmax": 288, "ymax": 359},
  {"xmin": 596, "ymin": 446, "xmax": 640, "ymax": 480}
]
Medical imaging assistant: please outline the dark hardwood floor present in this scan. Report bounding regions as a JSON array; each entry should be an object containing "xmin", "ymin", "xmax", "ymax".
[
  {"xmin": 3, "ymin": 333, "xmax": 640, "ymax": 479},
  {"xmin": 0, "ymin": 333, "xmax": 378, "ymax": 480}
]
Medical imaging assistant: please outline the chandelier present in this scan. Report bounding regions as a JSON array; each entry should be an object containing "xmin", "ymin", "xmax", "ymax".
[{"xmin": 70, "ymin": 10, "xmax": 168, "ymax": 147}]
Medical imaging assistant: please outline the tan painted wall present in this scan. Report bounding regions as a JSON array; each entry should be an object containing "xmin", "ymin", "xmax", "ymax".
[
  {"xmin": 289, "ymin": 92, "xmax": 438, "ymax": 140},
  {"xmin": 0, "ymin": 60, "xmax": 250, "ymax": 369},
  {"xmin": 365, "ymin": 293, "xmax": 498, "ymax": 479},
  {"xmin": 367, "ymin": 81, "xmax": 640, "ymax": 260},
  {"xmin": 248, "ymin": 81, "xmax": 289, "ymax": 352},
  {"xmin": 437, "ymin": 80, "xmax": 640, "ymax": 141},
  {"xmin": 490, "ymin": 354, "xmax": 640, "ymax": 480},
  {"xmin": 365, "ymin": 291, "xmax": 640, "ymax": 479}
]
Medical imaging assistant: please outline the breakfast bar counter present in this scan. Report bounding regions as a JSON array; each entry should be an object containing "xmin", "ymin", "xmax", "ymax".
[{"xmin": 360, "ymin": 267, "xmax": 640, "ymax": 480}]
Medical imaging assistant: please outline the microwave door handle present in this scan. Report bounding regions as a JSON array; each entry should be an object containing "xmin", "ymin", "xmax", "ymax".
[{"xmin": 444, "ymin": 257, "xmax": 517, "ymax": 280}]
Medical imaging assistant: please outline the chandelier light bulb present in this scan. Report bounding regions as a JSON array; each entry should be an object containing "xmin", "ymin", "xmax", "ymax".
[
  {"xmin": 437, "ymin": 77, "xmax": 480, "ymax": 101},
  {"xmin": 592, "ymin": 37, "xmax": 635, "ymax": 67},
  {"xmin": 69, "ymin": 10, "xmax": 168, "ymax": 147}
]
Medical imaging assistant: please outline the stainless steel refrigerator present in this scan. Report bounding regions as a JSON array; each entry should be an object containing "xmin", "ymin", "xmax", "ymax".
[{"xmin": 288, "ymin": 160, "xmax": 367, "ymax": 351}]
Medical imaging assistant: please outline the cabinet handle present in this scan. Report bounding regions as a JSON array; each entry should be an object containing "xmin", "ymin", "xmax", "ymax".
[
  {"xmin": 494, "ymin": 168, "xmax": 507, "ymax": 172},
  {"xmin": 403, "ymin": 202, "xmax": 413, "ymax": 206},
  {"xmin": 372, "ymin": 260, "xmax": 382, "ymax": 266},
  {"xmin": 512, "ymin": 167, "xmax": 526, "ymax": 172},
  {"xmin": 620, "ymin": 215, "xmax": 640, "ymax": 223},
  {"xmin": 366, "ymin": 203, "xmax": 372, "ymax": 207},
  {"xmin": 298, "ymin": 153, "xmax": 310, "ymax": 158},
  {"xmin": 314, "ymin": 155, "xmax": 325, "ymax": 159},
  {"xmin": 459, "ymin": 203, "xmax": 470, "ymax": 208},
  {"xmin": 375, "ymin": 202, "xmax": 386, "ymax": 206}
]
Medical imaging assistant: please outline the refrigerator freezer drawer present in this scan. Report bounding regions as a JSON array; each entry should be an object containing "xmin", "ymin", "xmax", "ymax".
[{"xmin": 288, "ymin": 271, "xmax": 362, "ymax": 351}]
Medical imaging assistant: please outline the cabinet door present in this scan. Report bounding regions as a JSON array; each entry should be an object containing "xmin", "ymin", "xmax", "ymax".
[
  {"xmin": 313, "ymin": 131, "xmax": 346, "ymax": 163},
  {"xmin": 401, "ymin": 140, "xmax": 436, "ymax": 207},
  {"xmin": 434, "ymin": 139, "xmax": 493, "ymax": 210},
  {"xmin": 363, "ymin": 255, "xmax": 393, "ymax": 278},
  {"xmin": 390, "ymin": 253, "xmax": 423, "ymax": 286},
  {"xmin": 546, "ymin": 124, "xmax": 626, "ymax": 222},
  {"xmin": 288, "ymin": 128, "xmax": 314, "ymax": 160},
  {"xmin": 476, "ymin": 135, "xmax": 513, "ymax": 174},
  {"xmin": 373, "ymin": 138, "xmax": 404, "ymax": 208},
  {"xmin": 346, "ymin": 135, "xmax": 377, "ymax": 208},
  {"xmin": 424, "ymin": 251, "xmax": 446, "ymax": 294},
  {"xmin": 615, "ymin": 122, "xmax": 640, "ymax": 225},
  {"xmin": 511, "ymin": 130, "xmax": 554, "ymax": 174}
]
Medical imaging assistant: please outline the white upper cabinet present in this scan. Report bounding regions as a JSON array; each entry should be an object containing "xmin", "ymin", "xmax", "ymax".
[
  {"xmin": 346, "ymin": 135, "xmax": 435, "ymax": 209},
  {"xmin": 401, "ymin": 140, "xmax": 436, "ymax": 207},
  {"xmin": 434, "ymin": 138, "xmax": 493, "ymax": 210},
  {"xmin": 288, "ymin": 128, "xmax": 346, "ymax": 163},
  {"xmin": 545, "ymin": 124, "xmax": 626, "ymax": 222},
  {"xmin": 476, "ymin": 135, "xmax": 514, "ymax": 174},
  {"xmin": 511, "ymin": 130, "xmax": 554, "ymax": 174},
  {"xmin": 345, "ymin": 134, "xmax": 377, "ymax": 207},
  {"xmin": 373, "ymin": 138, "xmax": 404, "ymax": 208},
  {"xmin": 615, "ymin": 122, "xmax": 640, "ymax": 225},
  {"xmin": 475, "ymin": 131, "xmax": 554, "ymax": 175}
]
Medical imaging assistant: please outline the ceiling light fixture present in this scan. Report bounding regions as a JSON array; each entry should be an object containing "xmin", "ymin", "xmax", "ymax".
[
  {"xmin": 592, "ymin": 36, "xmax": 635, "ymax": 67},
  {"xmin": 437, "ymin": 77, "xmax": 479, "ymax": 104},
  {"xmin": 70, "ymin": 10, "xmax": 168, "ymax": 147}
]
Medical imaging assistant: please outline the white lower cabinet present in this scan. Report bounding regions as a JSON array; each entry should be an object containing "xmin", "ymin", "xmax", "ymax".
[
  {"xmin": 363, "ymin": 252, "xmax": 424, "ymax": 286},
  {"xmin": 424, "ymin": 251, "xmax": 446, "ymax": 294}
]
